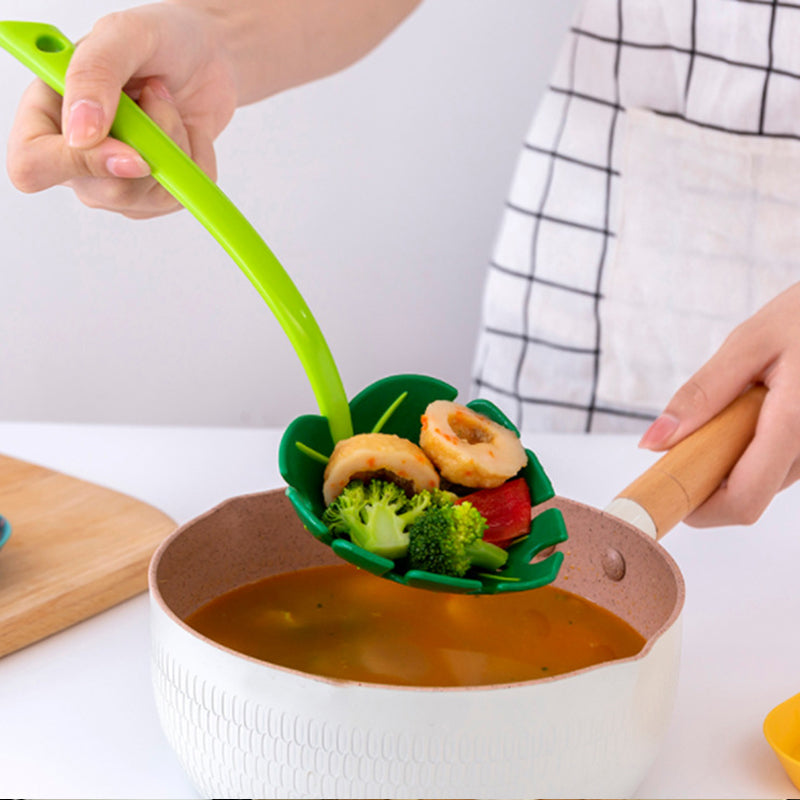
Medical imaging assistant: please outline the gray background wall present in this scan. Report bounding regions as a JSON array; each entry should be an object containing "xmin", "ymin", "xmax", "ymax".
[{"xmin": 0, "ymin": 0, "xmax": 577, "ymax": 427}]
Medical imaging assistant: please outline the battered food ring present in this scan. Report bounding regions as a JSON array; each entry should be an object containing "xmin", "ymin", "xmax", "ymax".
[
  {"xmin": 419, "ymin": 400, "xmax": 527, "ymax": 488},
  {"xmin": 322, "ymin": 432, "xmax": 440, "ymax": 505}
]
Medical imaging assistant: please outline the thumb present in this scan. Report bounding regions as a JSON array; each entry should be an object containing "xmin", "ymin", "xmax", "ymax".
[
  {"xmin": 62, "ymin": 15, "xmax": 154, "ymax": 148},
  {"xmin": 639, "ymin": 344, "xmax": 761, "ymax": 452}
]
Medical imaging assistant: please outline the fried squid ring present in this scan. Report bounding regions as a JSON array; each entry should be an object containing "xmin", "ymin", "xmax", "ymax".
[
  {"xmin": 322, "ymin": 432, "xmax": 440, "ymax": 505},
  {"xmin": 419, "ymin": 400, "xmax": 526, "ymax": 488}
]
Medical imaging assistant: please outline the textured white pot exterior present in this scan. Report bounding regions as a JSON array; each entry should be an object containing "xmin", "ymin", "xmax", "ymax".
[{"xmin": 151, "ymin": 597, "xmax": 682, "ymax": 799}]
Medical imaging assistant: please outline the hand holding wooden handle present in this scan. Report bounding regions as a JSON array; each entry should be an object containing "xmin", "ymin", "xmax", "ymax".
[{"xmin": 614, "ymin": 384, "xmax": 767, "ymax": 539}]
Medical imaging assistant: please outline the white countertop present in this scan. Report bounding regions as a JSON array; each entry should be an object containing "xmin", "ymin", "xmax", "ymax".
[{"xmin": 0, "ymin": 421, "xmax": 797, "ymax": 799}]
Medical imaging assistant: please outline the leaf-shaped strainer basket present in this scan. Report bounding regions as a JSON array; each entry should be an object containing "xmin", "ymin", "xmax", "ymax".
[{"xmin": 279, "ymin": 374, "xmax": 567, "ymax": 594}]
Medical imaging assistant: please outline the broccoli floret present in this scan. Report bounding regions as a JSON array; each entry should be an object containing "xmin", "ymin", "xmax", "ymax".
[
  {"xmin": 407, "ymin": 501, "xmax": 508, "ymax": 578},
  {"xmin": 322, "ymin": 479, "xmax": 432, "ymax": 559},
  {"xmin": 427, "ymin": 487, "xmax": 459, "ymax": 508}
]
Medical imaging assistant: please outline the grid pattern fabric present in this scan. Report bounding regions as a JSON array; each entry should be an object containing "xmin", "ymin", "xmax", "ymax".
[{"xmin": 472, "ymin": 0, "xmax": 800, "ymax": 433}]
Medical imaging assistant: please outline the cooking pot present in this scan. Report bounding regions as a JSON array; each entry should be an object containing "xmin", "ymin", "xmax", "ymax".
[{"xmin": 149, "ymin": 387, "xmax": 763, "ymax": 798}]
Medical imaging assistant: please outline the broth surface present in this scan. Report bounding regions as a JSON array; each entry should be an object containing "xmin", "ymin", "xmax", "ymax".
[{"xmin": 186, "ymin": 564, "xmax": 644, "ymax": 687}]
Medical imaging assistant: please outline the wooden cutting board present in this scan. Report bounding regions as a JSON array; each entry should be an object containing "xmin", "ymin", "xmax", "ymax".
[{"xmin": 0, "ymin": 452, "xmax": 176, "ymax": 657}]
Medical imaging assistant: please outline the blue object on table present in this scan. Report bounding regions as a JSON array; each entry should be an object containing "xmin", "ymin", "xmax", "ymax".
[{"xmin": 0, "ymin": 515, "xmax": 10, "ymax": 551}]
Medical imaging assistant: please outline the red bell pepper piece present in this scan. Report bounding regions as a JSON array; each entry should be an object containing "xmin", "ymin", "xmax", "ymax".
[{"xmin": 456, "ymin": 477, "xmax": 532, "ymax": 548}]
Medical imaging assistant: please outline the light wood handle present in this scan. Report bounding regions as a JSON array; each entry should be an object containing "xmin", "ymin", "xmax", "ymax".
[{"xmin": 615, "ymin": 384, "xmax": 767, "ymax": 538}]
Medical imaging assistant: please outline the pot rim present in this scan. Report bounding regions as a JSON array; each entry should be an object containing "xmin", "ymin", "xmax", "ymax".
[{"xmin": 149, "ymin": 489, "xmax": 686, "ymax": 693}]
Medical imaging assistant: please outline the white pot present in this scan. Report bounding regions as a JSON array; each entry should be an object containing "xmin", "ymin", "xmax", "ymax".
[{"xmin": 149, "ymin": 488, "xmax": 684, "ymax": 799}]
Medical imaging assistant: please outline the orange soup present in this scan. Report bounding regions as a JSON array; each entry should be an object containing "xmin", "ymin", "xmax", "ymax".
[{"xmin": 185, "ymin": 564, "xmax": 645, "ymax": 687}]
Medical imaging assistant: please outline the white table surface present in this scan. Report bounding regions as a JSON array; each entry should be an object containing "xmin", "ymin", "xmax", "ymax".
[{"xmin": 0, "ymin": 421, "xmax": 797, "ymax": 799}]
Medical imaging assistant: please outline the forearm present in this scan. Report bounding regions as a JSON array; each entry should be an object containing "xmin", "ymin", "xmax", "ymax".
[{"xmin": 169, "ymin": 0, "xmax": 422, "ymax": 106}]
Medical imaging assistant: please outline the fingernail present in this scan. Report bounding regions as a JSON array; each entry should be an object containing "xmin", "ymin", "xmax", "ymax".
[
  {"xmin": 638, "ymin": 413, "xmax": 680, "ymax": 449},
  {"xmin": 148, "ymin": 78, "xmax": 174, "ymax": 102},
  {"xmin": 106, "ymin": 154, "xmax": 150, "ymax": 178},
  {"xmin": 66, "ymin": 99, "xmax": 105, "ymax": 147}
]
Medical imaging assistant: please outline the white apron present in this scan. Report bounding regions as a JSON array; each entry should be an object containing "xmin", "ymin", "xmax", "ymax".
[{"xmin": 471, "ymin": 0, "xmax": 800, "ymax": 432}]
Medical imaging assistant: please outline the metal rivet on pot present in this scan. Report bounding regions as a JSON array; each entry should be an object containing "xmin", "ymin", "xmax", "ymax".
[{"xmin": 602, "ymin": 547, "xmax": 626, "ymax": 581}]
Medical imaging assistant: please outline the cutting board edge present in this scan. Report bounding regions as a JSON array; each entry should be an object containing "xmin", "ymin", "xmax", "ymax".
[
  {"xmin": 0, "ymin": 547, "xmax": 160, "ymax": 658},
  {"xmin": 0, "ymin": 450, "xmax": 178, "ymax": 657}
]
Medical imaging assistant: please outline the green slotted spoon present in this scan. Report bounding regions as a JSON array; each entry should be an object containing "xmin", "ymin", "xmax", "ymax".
[{"xmin": 0, "ymin": 21, "xmax": 567, "ymax": 594}]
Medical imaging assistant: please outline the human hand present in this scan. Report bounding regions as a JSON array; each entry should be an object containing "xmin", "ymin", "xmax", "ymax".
[
  {"xmin": 638, "ymin": 281, "xmax": 800, "ymax": 527},
  {"xmin": 6, "ymin": 3, "xmax": 236, "ymax": 218}
]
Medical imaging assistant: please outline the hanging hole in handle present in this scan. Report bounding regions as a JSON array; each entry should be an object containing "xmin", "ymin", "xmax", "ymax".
[{"xmin": 36, "ymin": 34, "xmax": 67, "ymax": 53}]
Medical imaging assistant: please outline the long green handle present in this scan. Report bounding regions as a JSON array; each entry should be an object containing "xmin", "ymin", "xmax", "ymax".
[{"xmin": 0, "ymin": 21, "xmax": 353, "ymax": 442}]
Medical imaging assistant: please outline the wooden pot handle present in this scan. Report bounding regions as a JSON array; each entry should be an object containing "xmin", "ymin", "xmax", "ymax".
[{"xmin": 614, "ymin": 384, "xmax": 767, "ymax": 539}]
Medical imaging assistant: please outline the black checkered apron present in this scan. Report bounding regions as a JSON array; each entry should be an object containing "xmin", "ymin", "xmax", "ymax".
[{"xmin": 471, "ymin": 0, "xmax": 800, "ymax": 433}]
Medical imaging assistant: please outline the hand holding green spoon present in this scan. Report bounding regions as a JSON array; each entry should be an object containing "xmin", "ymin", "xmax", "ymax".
[{"xmin": 0, "ymin": 20, "xmax": 353, "ymax": 444}]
